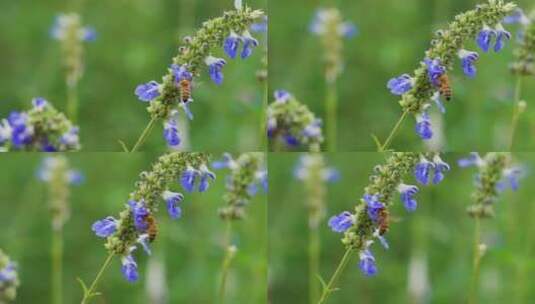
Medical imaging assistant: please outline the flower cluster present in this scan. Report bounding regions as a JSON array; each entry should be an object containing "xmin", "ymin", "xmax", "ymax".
[
  {"xmin": 507, "ymin": 8, "xmax": 535, "ymax": 75},
  {"xmin": 459, "ymin": 152, "xmax": 522, "ymax": 218},
  {"xmin": 51, "ymin": 13, "xmax": 96, "ymax": 86},
  {"xmin": 328, "ymin": 153, "xmax": 449, "ymax": 276},
  {"xmin": 37, "ymin": 156, "xmax": 83, "ymax": 231},
  {"xmin": 267, "ymin": 90, "xmax": 324, "ymax": 152},
  {"xmin": 294, "ymin": 154, "xmax": 339, "ymax": 228},
  {"xmin": 213, "ymin": 153, "xmax": 266, "ymax": 220},
  {"xmin": 91, "ymin": 152, "xmax": 212, "ymax": 282},
  {"xmin": 0, "ymin": 249, "xmax": 19, "ymax": 303},
  {"xmin": 0, "ymin": 98, "xmax": 80, "ymax": 152},
  {"xmin": 386, "ymin": 0, "xmax": 515, "ymax": 141},
  {"xmin": 310, "ymin": 8, "xmax": 357, "ymax": 83},
  {"xmin": 134, "ymin": 1, "xmax": 264, "ymax": 148}
]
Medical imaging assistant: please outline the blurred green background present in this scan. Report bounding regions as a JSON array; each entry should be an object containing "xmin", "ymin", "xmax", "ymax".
[
  {"xmin": 0, "ymin": 153, "xmax": 266, "ymax": 303},
  {"xmin": 0, "ymin": 0, "xmax": 266, "ymax": 151},
  {"xmin": 269, "ymin": 0, "xmax": 535, "ymax": 151},
  {"xmin": 269, "ymin": 152, "xmax": 535, "ymax": 303}
]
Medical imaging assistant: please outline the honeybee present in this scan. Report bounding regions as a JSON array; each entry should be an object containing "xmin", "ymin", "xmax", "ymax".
[
  {"xmin": 145, "ymin": 214, "xmax": 158, "ymax": 242},
  {"xmin": 377, "ymin": 208, "xmax": 390, "ymax": 235},
  {"xmin": 437, "ymin": 73, "xmax": 452, "ymax": 101},
  {"xmin": 179, "ymin": 79, "xmax": 192, "ymax": 103}
]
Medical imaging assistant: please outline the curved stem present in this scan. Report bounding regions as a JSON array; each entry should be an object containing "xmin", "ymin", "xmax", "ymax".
[
  {"xmin": 309, "ymin": 225, "xmax": 320, "ymax": 304},
  {"xmin": 317, "ymin": 248, "xmax": 353, "ymax": 304},
  {"xmin": 379, "ymin": 110, "xmax": 408, "ymax": 152},
  {"xmin": 52, "ymin": 228, "xmax": 63, "ymax": 304},
  {"xmin": 80, "ymin": 253, "xmax": 115, "ymax": 304},
  {"xmin": 130, "ymin": 117, "xmax": 157, "ymax": 152},
  {"xmin": 508, "ymin": 76, "xmax": 523, "ymax": 150},
  {"xmin": 218, "ymin": 220, "xmax": 235, "ymax": 303},
  {"xmin": 67, "ymin": 83, "xmax": 79, "ymax": 123},
  {"xmin": 326, "ymin": 81, "xmax": 338, "ymax": 152},
  {"xmin": 468, "ymin": 218, "xmax": 482, "ymax": 304}
]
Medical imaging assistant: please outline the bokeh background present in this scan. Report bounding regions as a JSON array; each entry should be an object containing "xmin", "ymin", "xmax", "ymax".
[
  {"xmin": 0, "ymin": 0, "xmax": 266, "ymax": 151},
  {"xmin": 0, "ymin": 152, "xmax": 267, "ymax": 303},
  {"xmin": 269, "ymin": 152, "xmax": 535, "ymax": 303},
  {"xmin": 269, "ymin": 0, "xmax": 535, "ymax": 151}
]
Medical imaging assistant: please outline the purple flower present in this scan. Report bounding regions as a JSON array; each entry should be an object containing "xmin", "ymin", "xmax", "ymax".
[
  {"xmin": 205, "ymin": 56, "xmax": 226, "ymax": 85},
  {"xmin": 162, "ymin": 190, "xmax": 183, "ymax": 219},
  {"xmin": 364, "ymin": 194, "xmax": 384, "ymax": 222},
  {"xmin": 8, "ymin": 112, "xmax": 33, "ymax": 148},
  {"xmin": 303, "ymin": 119, "xmax": 322, "ymax": 139},
  {"xmin": 267, "ymin": 117, "xmax": 277, "ymax": 138},
  {"xmin": 284, "ymin": 134, "xmax": 299, "ymax": 147},
  {"xmin": 274, "ymin": 90, "xmax": 291, "ymax": 103},
  {"xmin": 212, "ymin": 153, "xmax": 235, "ymax": 169},
  {"xmin": 501, "ymin": 167, "xmax": 523, "ymax": 191},
  {"xmin": 476, "ymin": 25, "xmax": 496, "ymax": 52},
  {"xmin": 458, "ymin": 49, "xmax": 479, "ymax": 78},
  {"xmin": 179, "ymin": 101, "xmax": 194, "ymax": 121},
  {"xmin": 224, "ymin": 32, "xmax": 241, "ymax": 59},
  {"xmin": 322, "ymin": 168, "xmax": 340, "ymax": 183},
  {"xmin": 128, "ymin": 200, "xmax": 149, "ymax": 232},
  {"xmin": 60, "ymin": 126, "xmax": 80, "ymax": 147},
  {"xmin": 432, "ymin": 155, "xmax": 450, "ymax": 184},
  {"xmin": 0, "ymin": 262, "xmax": 17, "ymax": 282},
  {"xmin": 387, "ymin": 74, "xmax": 413, "ymax": 95},
  {"xmin": 68, "ymin": 170, "xmax": 84, "ymax": 185},
  {"xmin": 198, "ymin": 164, "xmax": 216, "ymax": 192},
  {"xmin": 374, "ymin": 230, "xmax": 389, "ymax": 250},
  {"xmin": 424, "ymin": 58, "xmax": 446, "ymax": 86},
  {"xmin": 250, "ymin": 16, "xmax": 268, "ymax": 33},
  {"xmin": 171, "ymin": 64, "xmax": 193, "ymax": 83},
  {"xmin": 121, "ymin": 253, "xmax": 139, "ymax": 282},
  {"xmin": 359, "ymin": 249, "xmax": 377, "ymax": 276},
  {"xmin": 328, "ymin": 211, "xmax": 353, "ymax": 233},
  {"xmin": 135, "ymin": 81, "xmax": 160, "ymax": 102},
  {"xmin": 181, "ymin": 166, "xmax": 199, "ymax": 193},
  {"xmin": 241, "ymin": 31, "xmax": 258, "ymax": 59},
  {"xmin": 32, "ymin": 97, "xmax": 48, "ymax": 110},
  {"xmin": 91, "ymin": 216, "xmax": 118, "ymax": 238},
  {"xmin": 414, "ymin": 157, "xmax": 434, "ymax": 185},
  {"xmin": 82, "ymin": 27, "xmax": 97, "ymax": 42},
  {"xmin": 415, "ymin": 111, "xmax": 433, "ymax": 140},
  {"xmin": 458, "ymin": 153, "xmax": 483, "ymax": 168},
  {"xmin": 338, "ymin": 21, "xmax": 358, "ymax": 38},
  {"xmin": 503, "ymin": 8, "xmax": 530, "ymax": 25},
  {"xmin": 398, "ymin": 184, "xmax": 419, "ymax": 212},
  {"xmin": 163, "ymin": 114, "xmax": 181, "ymax": 148},
  {"xmin": 494, "ymin": 24, "xmax": 511, "ymax": 52}
]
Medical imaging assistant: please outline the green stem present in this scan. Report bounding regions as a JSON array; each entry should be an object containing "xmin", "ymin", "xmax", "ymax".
[
  {"xmin": 260, "ymin": 79, "xmax": 268, "ymax": 150},
  {"xmin": 468, "ymin": 217, "xmax": 482, "ymax": 304},
  {"xmin": 309, "ymin": 225, "xmax": 320, "ymax": 304},
  {"xmin": 379, "ymin": 110, "xmax": 408, "ymax": 152},
  {"xmin": 130, "ymin": 117, "xmax": 157, "ymax": 152},
  {"xmin": 67, "ymin": 83, "xmax": 79, "ymax": 123},
  {"xmin": 317, "ymin": 248, "xmax": 353, "ymax": 304},
  {"xmin": 80, "ymin": 253, "xmax": 115, "ymax": 304},
  {"xmin": 508, "ymin": 76, "xmax": 523, "ymax": 151},
  {"xmin": 218, "ymin": 220, "xmax": 235, "ymax": 303},
  {"xmin": 326, "ymin": 81, "xmax": 338, "ymax": 152},
  {"xmin": 52, "ymin": 228, "xmax": 63, "ymax": 304}
]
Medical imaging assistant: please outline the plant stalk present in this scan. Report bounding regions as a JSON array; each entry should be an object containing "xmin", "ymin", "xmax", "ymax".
[
  {"xmin": 130, "ymin": 117, "xmax": 157, "ymax": 152},
  {"xmin": 317, "ymin": 248, "xmax": 353, "ymax": 304}
]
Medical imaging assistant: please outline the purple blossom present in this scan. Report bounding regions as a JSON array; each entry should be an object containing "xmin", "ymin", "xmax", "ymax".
[
  {"xmin": 135, "ymin": 81, "xmax": 160, "ymax": 102},
  {"xmin": 432, "ymin": 155, "xmax": 450, "ymax": 184},
  {"xmin": 415, "ymin": 111, "xmax": 433, "ymax": 140},
  {"xmin": 458, "ymin": 153, "xmax": 483, "ymax": 168},
  {"xmin": 359, "ymin": 249, "xmax": 377, "ymax": 276},
  {"xmin": 424, "ymin": 58, "xmax": 446, "ymax": 86},
  {"xmin": 414, "ymin": 157, "xmax": 434, "ymax": 185},
  {"xmin": 387, "ymin": 74, "xmax": 413, "ymax": 95},
  {"xmin": 162, "ymin": 190, "xmax": 184, "ymax": 219},
  {"xmin": 91, "ymin": 216, "xmax": 118, "ymax": 238},
  {"xmin": 274, "ymin": 90, "xmax": 291, "ymax": 103},
  {"xmin": 398, "ymin": 183, "xmax": 419, "ymax": 212},
  {"xmin": 224, "ymin": 32, "xmax": 241, "ymax": 59},
  {"xmin": 181, "ymin": 166, "xmax": 199, "ymax": 193},
  {"xmin": 458, "ymin": 49, "xmax": 479, "ymax": 78},
  {"xmin": 476, "ymin": 25, "xmax": 496, "ymax": 52},
  {"xmin": 128, "ymin": 200, "xmax": 149, "ymax": 232},
  {"xmin": 494, "ymin": 24, "xmax": 511, "ymax": 52},
  {"xmin": 328, "ymin": 211, "xmax": 353, "ymax": 233},
  {"xmin": 241, "ymin": 31, "xmax": 258, "ymax": 59},
  {"xmin": 205, "ymin": 56, "xmax": 226, "ymax": 85},
  {"xmin": 121, "ymin": 253, "xmax": 139, "ymax": 282},
  {"xmin": 212, "ymin": 153, "xmax": 235, "ymax": 170},
  {"xmin": 198, "ymin": 164, "xmax": 216, "ymax": 192},
  {"xmin": 364, "ymin": 194, "xmax": 384, "ymax": 222},
  {"xmin": 171, "ymin": 64, "xmax": 193, "ymax": 83},
  {"xmin": 163, "ymin": 113, "xmax": 181, "ymax": 148}
]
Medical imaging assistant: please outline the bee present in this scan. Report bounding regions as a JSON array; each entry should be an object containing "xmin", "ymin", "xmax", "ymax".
[
  {"xmin": 179, "ymin": 79, "xmax": 192, "ymax": 103},
  {"xmin": 377, "ymin": 208, "xmax": 390, "ymax": 235},
  {"xmin": 145, "ymin": 214, "xmax": 158, "ymax": 242},
  {"xmin": 437, "ymin": 73, "xmax": 452, "ymax": 101}
]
